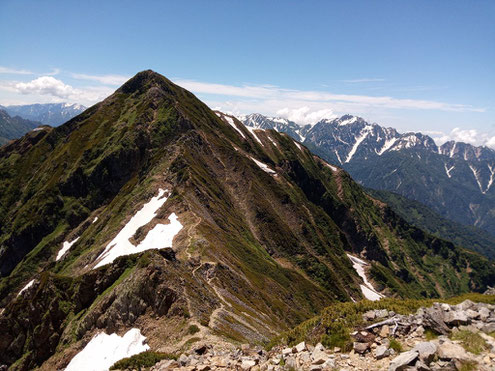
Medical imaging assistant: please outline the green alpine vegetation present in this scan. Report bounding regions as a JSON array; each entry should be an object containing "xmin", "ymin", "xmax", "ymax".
[
  {"xmin": 368, "ymin": 188, "xmax": 495, "ymax": 260},
  {"xmin": 0, "ymin": 70, "xmax": 493, "ymax": 370}
]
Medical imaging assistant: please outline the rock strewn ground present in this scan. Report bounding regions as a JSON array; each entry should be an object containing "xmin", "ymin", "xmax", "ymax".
[{"xmin": 148, "ymin": 299, "xmax": 495, "ymax": 370}]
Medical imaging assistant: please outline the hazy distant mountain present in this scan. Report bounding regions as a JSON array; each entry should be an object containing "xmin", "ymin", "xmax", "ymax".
[
  {"xmin": 0, "ymin": 109, "xmax": 40, "ymax": 145},
  {"xmin": 239, "ymin": 113, "xmax": 495, "ymax": 237},
  {"xmin": 2, "ymin": 103, "xmax": 86, "ymax": 126}
]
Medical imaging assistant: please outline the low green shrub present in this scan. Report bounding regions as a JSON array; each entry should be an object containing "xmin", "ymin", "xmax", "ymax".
[
  {"xmin": 389, "ymin": 338, "xmax": 403, "ymax": 353},
  {"xmin": 109, "ymin": 351, "xmax": 176, "ymax": 370},
  {"xmin": 424, "ymin": 328, "xmax": 439, "ymax": 340},
  {"xmin": 450, "ymin": 330, "xmax": 489, "ymax": 355},
  {"xmin": 188, "ymin": 324, "xmax": 200, "ymax": 335}
]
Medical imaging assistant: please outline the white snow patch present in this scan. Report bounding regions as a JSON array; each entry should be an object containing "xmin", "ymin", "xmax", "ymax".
[
  {"xmin": 223, "ymin": 115, "xmax": 246, "ymax": 139},
  {"xmin": 377, "ymin": 137, "xmax": 397, "ymax": 155},
  {"xmin": 18, "ymin": 279, "xmax": 35, "ymax": 296},
  {"xmin": 294, "ymin": 141, "xmax": 303, "ymax": 151},
  {"xmin": 339, "ymin": 116, "xmax": 358, "ymax": 126},
  {"xmin": 56, "ymin": 237, "xmax": 80, "ymax": 261},
  {"xmin": 93, "ymin": 216, "xmax": 99, "ymax": 223},
  {"xmin": 487, "ymin": 164, "xmax": 495, "ymax": 193},
  {"xmin": 347, "ymin": 254, "xmax": 383, "ymax": 301},
  {"xmin": 469, "ymin": 165, "xmax": 485, "ymax": 194},
  {"xmin": 246, "ymin": 126, "xmax": 263, "ymax": 145},
  {"xmin": 359, "ymin": 285, "xmax": 383, "ymax": 301},
  {"xmin": 250, "ymin": 157, "xmax": 276, "ymax": 174},
  {"xmin": 94, "ymin": 189, "xmax": 183, "ymax": 269},
  {"xmin": 272, "ymin": 117, "xmax": 288, "ymax": 124},
  {"xmin": 334, "ymin": 150, "xmax": 343, "ymax": 164},
  {"xmin": 345, "ymin": 125, "xmax": 372, "ymax": 163},
  {"xmin": 134, "ymin": 213, "xmax": 183, "ymax": 251},
  {"xmin": 32, "ymin": 127, "xmax": 44, "ymax": 132},
  {"xmin": 326, "ymin": 163, "xmax": 338, "ymax": 172},
  {"xmin": 444, "ymin": 164, "xmax": 455, "ymax": 178},
  {"xmin": 450, "ymin": 142, "xmax": 456, "ymax": 158},
  {"xmin": 268, "ymin": 135, "xmax": 278, "ymax": 147},
  {"xmin": 65, "ymin": 328, "xmax": 149, "ymax": 371}
]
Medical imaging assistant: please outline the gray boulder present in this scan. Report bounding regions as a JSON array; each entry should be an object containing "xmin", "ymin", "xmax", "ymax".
[
  {"xmin": 423, "ymin": 308, "xmax": 450, "ymax": 335},
  {"xmin": 311, "ymin": 343, "xmax": 327, "ymax": 365},
  {"xmin": 412, "ymin": 341, "xmax": 437, "ymax": 363},
  {"xmin": 388, "ymin": 350, "xmax": 419, "ymax": 371},
  {"xmin": 437, "ymin": 341, "xmax": 470, "ymax": 361},
  {"xmin": 479, "ymin": 307, "xmax": 490, "ymax": 321},
  {"xmin": 444, "ymin": 310, "xmax": 468, "ymax": 325},
  {"xmin": 375, "ymin": 344, "xmax": 391, "ymax": 359},
  {"xmin": 353, "ymin": 342, "xmax": 369, "ymax": 354}
]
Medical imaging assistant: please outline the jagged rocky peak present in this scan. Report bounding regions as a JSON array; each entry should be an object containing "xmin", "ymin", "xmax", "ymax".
[
  {"xmin": 440, "ymin": 140, "xmax": 495, "ymax": 162},
  {"xmin": 390, "ymin": 132, "xmax": 438, "ymax": 152},
  {"xmin": 238, "ymin": 112, "xmax": 303, "ymax": 140},
  {"xmin": 317, "ymin": 114, "xmax": 363, "ymax": 126}
]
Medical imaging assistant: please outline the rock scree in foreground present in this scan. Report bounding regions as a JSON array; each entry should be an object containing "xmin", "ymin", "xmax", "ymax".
[{"xmin": 140, "ymin": 299, "xmax": 495, "ymax": 371}]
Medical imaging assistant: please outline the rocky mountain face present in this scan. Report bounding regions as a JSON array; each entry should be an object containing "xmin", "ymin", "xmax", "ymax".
[
  {"xmin": 240, "ymin": 113, "xmax": 303, "ymax": 140},
  {"xmin": 1, "ymin": 102, "xmax": 86, "ymax": 126},
  {"xmin": 0, "ymin": 109, "xmax": 40, "ymax": 145},
  {"xmin": 0, "ymin": 71, "xmax": 494, "ymax": 370},
  {"xmin": 239, "ymin": 114, "xmax": 495, "ymax": 239}
]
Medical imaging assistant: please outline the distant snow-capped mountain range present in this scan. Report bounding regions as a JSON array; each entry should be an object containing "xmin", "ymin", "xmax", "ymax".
[
  {"xmin": 0, "ymin": 103, "xmax": 86, "ymax": 126},
  {"xmin": 239, "ymin": 113, "xmax": 495, "ymax": 235}
]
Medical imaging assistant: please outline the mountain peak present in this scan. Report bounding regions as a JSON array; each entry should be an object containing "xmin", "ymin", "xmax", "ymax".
[{"xmin": 118, "ymin": 69, "xmax": 175, "ymax": 95}]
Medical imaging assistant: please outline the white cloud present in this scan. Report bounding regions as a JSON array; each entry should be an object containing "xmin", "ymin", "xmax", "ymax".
[
  {"xmin": 429, "ymin": 128, "xmax": 495, "ymax": 149},
  {"xmin": 0, "ymin": 76, "xmax": 116, "ymax": 106},
  {"xmin": 15, "ymin": 76, "xmax": 74, "ymax": 98},
  {"xmin": 71, "ymin": 73, "xmax": 130, "ymax": 85},
  {"xmin": 276, "ymin": 106, "xmax": 337, "ymax": 125},
  {"xmin": 0, "ymin": 66, "xmax": 33, "ymax": 75},
  {"xmin": 173, "ymin": 78, "xmax": 484, "ymax": 113}
]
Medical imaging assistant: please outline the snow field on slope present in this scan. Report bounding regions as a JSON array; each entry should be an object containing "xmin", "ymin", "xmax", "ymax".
[
  {"xmin": 326, "ymin": 163, "xmax": 338, "ymax": 172},
  {"xmin": 246, "ymin": 126, "xmax": 263, "ymax": 145},
  {"xmin": 347, "ymin": 254, "xmax": 384, "ymax": 301},
  {"xmin": 17, "ymin": 279, "xmax": 35, "ymax": 296},
  {"xmin": 56, "ymin": 237, "xmax": 80, "ymax": 261},
  {"xmin": 218, "ymin": 113, "xmax": 246, "ymax": 139},
  {"xmin": 65, "ymin": 328, "xmax": 149, "ymax": 371},
  {"xmin": 94, "ymin": 189, "xmax": 183, "ymax": 269},
  {"xmin": 250, "ymin": 157, "xmax": 276, "ymax": 174}
]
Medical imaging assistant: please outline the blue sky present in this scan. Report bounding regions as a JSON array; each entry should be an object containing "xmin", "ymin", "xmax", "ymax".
[{"xmin": 0, "ymin": 0, "xmax": 494, "ymax": 145}]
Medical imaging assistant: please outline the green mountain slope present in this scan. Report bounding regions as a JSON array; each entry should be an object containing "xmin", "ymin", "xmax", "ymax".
[
  {"xmin": 0, "ymin": 109, "xmax": 40, "ymax": 145},
  {"xmin": 368, "ymin": 188, "xmax": 495, "ymax": 260},
  {"xmin": 0, "ymin": 71, "xmax": 493, "ymax": 370}
]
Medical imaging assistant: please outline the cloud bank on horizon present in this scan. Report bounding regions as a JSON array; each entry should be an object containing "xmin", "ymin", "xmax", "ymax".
[{"xmin": 0, "ymin": 66, "xmax": 493, "ymax": 149}]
